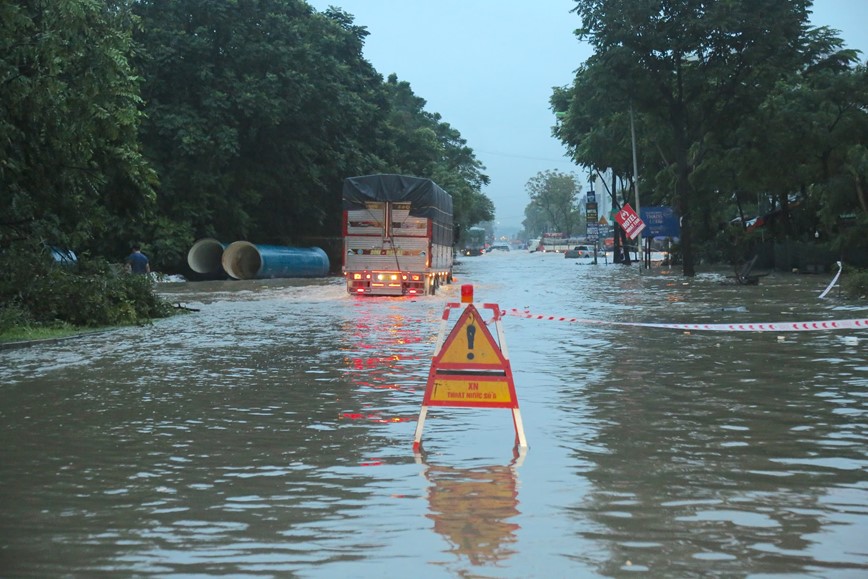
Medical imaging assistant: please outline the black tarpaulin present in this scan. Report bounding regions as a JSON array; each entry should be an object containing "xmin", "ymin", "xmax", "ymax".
[{"xmin": 342, "ymin": 174, "xmax": 453, "ymax": 245}]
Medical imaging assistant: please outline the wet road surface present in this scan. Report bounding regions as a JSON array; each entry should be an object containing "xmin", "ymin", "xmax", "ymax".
[{"xmin": 1, "ymin": 251, "xmax": 866, "ymax": 577}]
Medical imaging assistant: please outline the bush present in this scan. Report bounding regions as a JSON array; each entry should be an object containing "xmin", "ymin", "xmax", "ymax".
[
  {"xmin": 842, "ymin": 268, "xmax": 868, "ymax": 300},
  {"xmin": 0, "ymin": 241, "xmax": 176, "ymax": 331},
  {"xmin": 0, "ymin": 302, "xmax": 32, "ymax": 334}
]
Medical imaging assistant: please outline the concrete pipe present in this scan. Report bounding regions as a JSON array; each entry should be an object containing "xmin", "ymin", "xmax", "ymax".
[
  {"xmin": 221, "ymin": 241, "xmax": 330, "ymax": 280},
  {"xmin": 187, "ymin": 238, "xmax": 226, "ymax": 275}
]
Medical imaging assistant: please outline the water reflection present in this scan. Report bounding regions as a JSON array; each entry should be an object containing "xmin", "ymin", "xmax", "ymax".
[
  {"xmin": 338, "ymin": 300, "xmax": 437, "ymax": 429},
  {"xmin": 417, "ymin": 450, "xmax": 523, "ymax": 568}
]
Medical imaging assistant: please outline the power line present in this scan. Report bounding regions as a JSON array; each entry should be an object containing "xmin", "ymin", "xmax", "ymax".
[{"xmin": 476, "ymin": 149, "xmax": 573, "ymax": 163}]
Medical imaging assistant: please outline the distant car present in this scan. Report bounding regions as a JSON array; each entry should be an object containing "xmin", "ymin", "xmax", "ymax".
[
  {"xmin": 487, "ymin": 244, "xmax": 510, "ymax": 252},
  {"xmin": 564, "ymin": 245, "xmax": 593, "ymax": 259}
]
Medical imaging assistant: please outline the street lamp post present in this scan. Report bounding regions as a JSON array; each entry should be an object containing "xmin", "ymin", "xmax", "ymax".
[{"xmin": 629, "ymin": 102, "xmax": 644, "ymax": 270}]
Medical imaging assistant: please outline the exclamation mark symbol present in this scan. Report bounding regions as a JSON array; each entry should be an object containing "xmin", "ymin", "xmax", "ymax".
[{"xmin": 466, "ymin": 324, "xmax": 476, "ymax": 360}]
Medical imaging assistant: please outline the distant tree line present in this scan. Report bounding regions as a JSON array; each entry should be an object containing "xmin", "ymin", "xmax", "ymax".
[
  {"xmin": 552, "ymin": 0, "xmax": 868, "ymax": 275},
  {"xmin": 521, "ymin": 170, "xmax": 585, "ymax": 238},
  {"xmin": 1, "ymin": 0, "xmax": 494, "ymax": 274}
]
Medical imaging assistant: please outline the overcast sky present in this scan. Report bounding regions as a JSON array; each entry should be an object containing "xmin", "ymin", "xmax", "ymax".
[{"xmin": 306, "ymin": 0, "xmax": 868, "ymax": 233}]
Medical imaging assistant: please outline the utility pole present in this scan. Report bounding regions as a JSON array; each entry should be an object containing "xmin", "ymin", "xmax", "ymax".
[
  {"xmin": 587, "ymin": 171, "xmax": 598, "ymax": 264},
  {"xmin": 629, "ymin": 102, "xmax": 644, "ymax": 269}
]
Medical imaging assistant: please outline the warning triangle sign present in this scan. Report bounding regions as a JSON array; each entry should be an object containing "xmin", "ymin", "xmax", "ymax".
[
  {"xmin": 434, "ymin": 304, "xmax": 506, "ymax": 368},
  {"xmin": 414, "ymin": 299, "xmax": 527, "ymax": 448}
]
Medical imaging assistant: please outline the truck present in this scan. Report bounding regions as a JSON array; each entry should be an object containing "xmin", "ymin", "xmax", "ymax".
[
  {"xmin": 536, "ymin": 233, "xmax": 590, "ymax": 253},
  {"xmin": 342, "ymin": 174, "xmax": 454, "ymax": 296},
  {"xmin": 461, "ymin": 226, "xmax": 486, "ymax": 256}
]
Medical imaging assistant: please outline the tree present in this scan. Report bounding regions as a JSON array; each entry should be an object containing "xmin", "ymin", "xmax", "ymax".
[
  {"xmin": 560, "ymin": 0, "xmax": 814, "ymax": 275},
  {"xmin": 521, "ymin": 203, "xmax": 548, "ymax": 239},
  {"xmin": 378, "ymin": 74, "xmax": 494, "ymax": 234},
  {"xmin": 525, "ymin": 170, "xmax": 582, "ymax": 235},
  {"xmin": 133, "ymin": 1, "xmax": 388, "ymax": 266},
  {"xmin": 0, "ymin": 0, "xmax": 155, "ymax": 252},
  {"xmin": 691, "ymin": 25, "xmax": 866, "ymax": 258},
  {"xmin": 133, "ymin": 4, "xmax": 494, "ymax": 268}
]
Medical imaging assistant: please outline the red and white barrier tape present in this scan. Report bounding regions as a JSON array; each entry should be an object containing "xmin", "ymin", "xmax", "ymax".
[{"xmin": 502, "ymin": 308, "xmax": 868, "ymax": 333}]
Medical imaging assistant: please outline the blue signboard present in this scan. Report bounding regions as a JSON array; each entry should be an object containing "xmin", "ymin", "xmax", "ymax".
[{"xmin": 639, "ymin": 206, "xmax": 680, "ymax": 238}]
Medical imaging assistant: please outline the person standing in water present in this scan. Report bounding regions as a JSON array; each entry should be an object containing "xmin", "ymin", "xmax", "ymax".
[{"xmin": 125, "ymin": 245, "xmax": 150, "ymax": 275}]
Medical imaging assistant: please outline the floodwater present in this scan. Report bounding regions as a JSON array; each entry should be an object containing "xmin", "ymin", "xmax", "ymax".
[{"xmin": 1, "ymin": 251, "xmax": 866, "ymax": 578}]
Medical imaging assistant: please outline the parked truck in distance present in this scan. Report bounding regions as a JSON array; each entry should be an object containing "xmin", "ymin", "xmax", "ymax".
[
  {"xmin": 342, "ymin": 174, "xmax": 453, "ymax": 296},
  {"xmin": 461, "ymin": 226, "xmax": 486, "ymax": 256}
]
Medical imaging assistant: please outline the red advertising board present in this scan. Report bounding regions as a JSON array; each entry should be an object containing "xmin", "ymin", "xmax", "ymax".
[{"xmin": 614, "ymin": 203, "xmax": 646, "ymax": 240}]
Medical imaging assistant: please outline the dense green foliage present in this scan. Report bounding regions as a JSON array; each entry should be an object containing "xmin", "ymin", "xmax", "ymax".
[
  {"xmin": 1, "ymin": 0, "xmax": 495, "ymax": 330},
  {"xmin": 842, "ymin": 269, "xmax": 868, "ymax": 299},
  {"xmin": 523, "ymin": 170, "xmax": 584, "ymax": 237},
  {"xmin": 376, "ymin": 74, "xmax": 494, "ymax": 241},
  {"xmin": 1, "ymin": 0, "xmax": 493, "ymax": 267},
  {"xmin": 0, "ymin": 242, "xmax": 175, "ymax": 334},
  {"xmin": 0, "ymin": 0, "xmax": 156, "ymax": 254},
  {"xmin": 130, "ymin": 1, "xmax": 493, "ymax": 267},
  {"xmin": 131, "ymin": 1, "xmax": 385, "ymax": 262},
  {"xmin": 553, "ymin": 0, "xmax": 868, "ymax": 275}
]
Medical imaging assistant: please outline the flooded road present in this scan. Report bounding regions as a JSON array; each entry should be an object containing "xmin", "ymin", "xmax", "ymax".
[{"xmin": 1, "ymin": 252, "xmax": 866, "ymax": 577}]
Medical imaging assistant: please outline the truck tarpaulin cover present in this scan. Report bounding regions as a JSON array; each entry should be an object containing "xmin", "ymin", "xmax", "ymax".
[{"xmin": 342, "ymin": 174, "xmax": 453, "ymax": 246}]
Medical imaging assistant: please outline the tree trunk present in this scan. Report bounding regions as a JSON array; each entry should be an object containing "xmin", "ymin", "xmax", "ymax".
[
  {"xmin": 857, "ymin": 180, "xmax": 868, "ymax": 213},
  {"xmin": 672, "ymin": 105, "xmax": 695, "ymax": 276},
  {"xmin": 676, "ymin": 165, "xmax": 694, "ymax": 276},
  {"xmin": 611, "ymin": 172, "xmax": 623, "ymax": 263},
  {"xmin": 621, "ymin": 226, "xmax": 632, "ymax": 265}
]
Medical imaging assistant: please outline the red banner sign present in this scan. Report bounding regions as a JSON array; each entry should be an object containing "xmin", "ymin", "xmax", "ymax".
[{"xmin": 615, "ymin": 203, "xmax": 646, "ymax": 240}]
